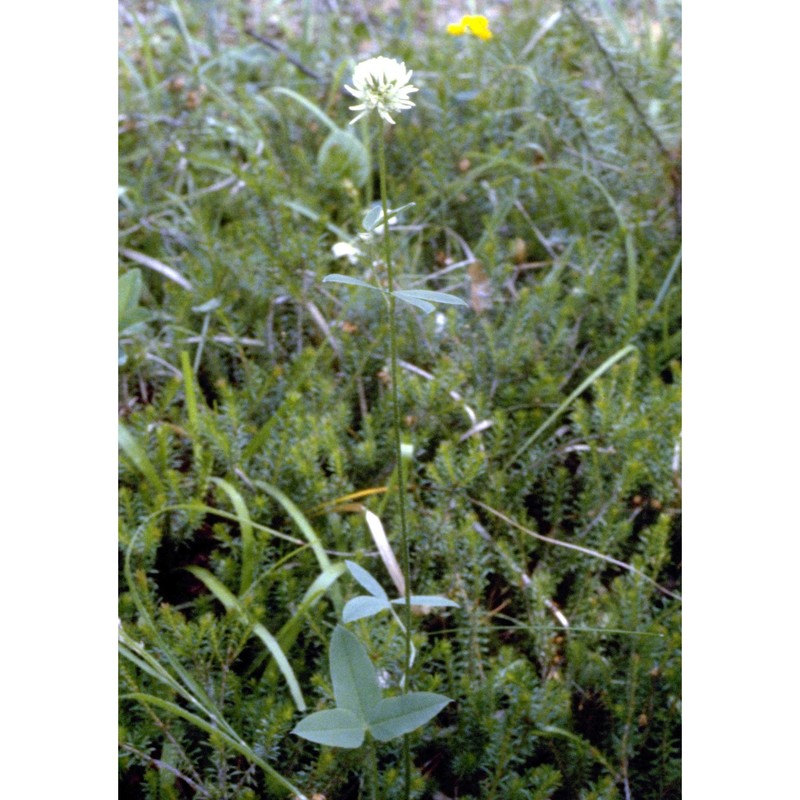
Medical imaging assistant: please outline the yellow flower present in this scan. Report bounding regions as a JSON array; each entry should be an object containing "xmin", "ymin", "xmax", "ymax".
[{"xmin": 446, "ymin": 14, "xmax": 493, "ymax": 41}]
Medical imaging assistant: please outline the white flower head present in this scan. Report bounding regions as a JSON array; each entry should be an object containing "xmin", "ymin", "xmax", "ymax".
[
  {"xmin": 332, "ymin": 241, "xmax": 362, "ymax": 263},
  {"xmin": 345, "ymin": 56, "xmax": 418, "ymax": 125}
]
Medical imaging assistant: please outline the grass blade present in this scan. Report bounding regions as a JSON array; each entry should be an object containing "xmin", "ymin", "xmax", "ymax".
[
  {"xmin": 253, "ymin": 480, "xmax": 336, "ymax": 577},
  {"xmin": 120, "ymin": 247, "xmax": 194, "ymax": 292},
  {"xmin": 274, "ymin": 197, "xmax": 351, "ymax": 240},
  {"xmin": 123, "ymin": 534, "xmax": 241, "ymax": 742},
  {"xmin": 180, "ymin": 350, "xmax": 203, "ymax": 467},
  {"xmin": 648, "ymin": 247, "xmax": 682, "ymax": 319},
  {"xmin": 271, "ymin": 86, "xmax": 340, "ymax": 133},
  {"xmin": 275, "ymin": 561, "xmax": 345, "ymax": 653},
  {"xmin": 118, "ymin": 641, "xmax": 186, "ymax": 699},
  {"xmin": 208, "ymin": 477, "xmax": 255, "ymax": 596},
  {"xmin": 503, "ymin": 343, "xmax": 637, "ymax": 472},
  {"xmin": 119, "ymin": 423, "xmax": 163, "ymax": 494},
  {"xmin": 264, "ymin": 561, "xmax": 346, "ymax": 686},
  {"xmin": 122, "ymin": 693, "xmax": 309, "ymax": 799},
  {"xmin": 185, "ymin": 565, "xmax": 306, "ymax": 711}
]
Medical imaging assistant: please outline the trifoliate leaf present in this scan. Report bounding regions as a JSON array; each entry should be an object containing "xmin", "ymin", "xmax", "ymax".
[
  {"xmin": 367, "ymin": 692, "xmax": 452, "ymax": 741},
  {"xmin": 329, "ymin": 625, "xmax": 381, "ymax": 720},
  {"xmin": 292, "ymin": 708, "xmax": 365, "ymax": 749}
]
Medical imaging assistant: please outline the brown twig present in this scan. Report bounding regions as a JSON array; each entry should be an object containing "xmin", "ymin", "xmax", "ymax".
[
  {"xmin": 562, "ymin": 1, "xmax": 672, "ymax": 164},
  {"xmin": 244, "ymin": 28, "xmax": 325, "ymax": 83},
  {"xmin": 120, "ymin": 743, "xmax": 211, "ymax": 798},
  {"xmin": 470, "ymin": 496, "xmax": 681, "ymax": 601},
  {"xmin": 562, "ymin": 1, "xmax": 681, "ymax": 229}
]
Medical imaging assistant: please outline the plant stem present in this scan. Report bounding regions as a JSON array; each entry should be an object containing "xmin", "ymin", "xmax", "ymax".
[
  {"xmin": 377, "ymin": 126, "xmax": 413, "ymax": 800},
  {"xmin": 368, "ymin": 739, "xmax": 380, "ymax": 800}
]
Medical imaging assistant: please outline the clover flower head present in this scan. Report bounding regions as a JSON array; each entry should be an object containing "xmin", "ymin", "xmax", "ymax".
[
  {"xmin": 446, "ymin": 14, "xmax": 494, "ymax": 41},
  {"xmin": 345, "ymin": 56, "xmax": 419, "ymax": 125},
  {"xmin": 332, "ymin": 241, "xmax": 362, "ymax": 264}
]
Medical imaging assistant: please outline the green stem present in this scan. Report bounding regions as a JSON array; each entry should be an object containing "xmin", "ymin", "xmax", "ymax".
[
  {"xmin": 193, "ymin": 312, "xmax": 211, "ymax": 374},
  {"xmin": 368, "ymin": 739, "xmax": 380, "ymax": 800},
  {"xmin": 377, "ymin": 126, "xmax": 413, "ymax": 800}
]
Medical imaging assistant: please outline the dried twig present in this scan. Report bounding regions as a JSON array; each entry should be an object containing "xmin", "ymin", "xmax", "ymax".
[
  {"xmin": 120, "ymin": 248, "xmax": 194, "ymax": 292},
  {"xmin": 305, "ymin": 300, "xmax": 343, "ymax": 359},
  {"xmin": 244, "ymin": 28, "xmax": 326, "ymax": 83},
  {"xmin": 471, "ymin": 497, "xmax": 681, "ymax": 601},
  {"xmin": 398, "ymin": 359, "xmax": 492, "ymax": 445},
  {"xmin": 120, "ymin": 743, "xmax": 211, "ymax": 797},
  {"xmin": 562, "ymin": 1, "xmax": 672, "ymax": 164}
]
